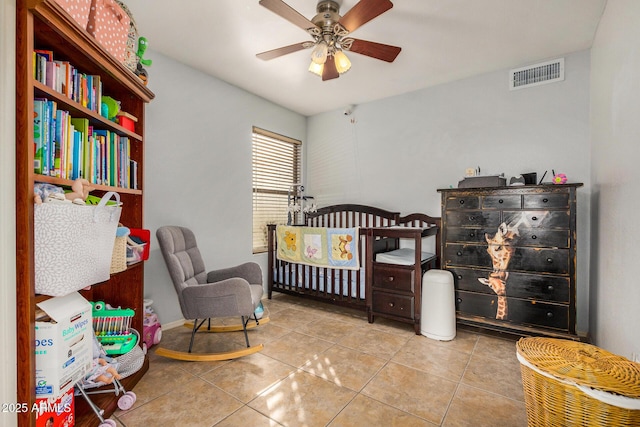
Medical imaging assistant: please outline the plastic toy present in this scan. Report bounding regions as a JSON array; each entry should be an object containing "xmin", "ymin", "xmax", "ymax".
[
  {"xmin": 101, "ymin": 96, "xmax": 120, "ymax": 120},
  {"xmin": 142, "ymin": 299, "xmax": 162, "ymax": 353},
  {"xmin": 91, "ymin": 301, "xmax": 138, "ymax": 355},
  {"xmin": 553, "ymin": 173, "xmax": 568, "ymax": 184},
  {"xmin": 135, "ymin": 36, "xmax": 151, "ymax": 85}
]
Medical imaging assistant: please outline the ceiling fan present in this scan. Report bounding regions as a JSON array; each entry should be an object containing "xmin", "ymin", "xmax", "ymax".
[{"xmin": 256, "ymin": 0, "xmax": 401, "ymax": 81}]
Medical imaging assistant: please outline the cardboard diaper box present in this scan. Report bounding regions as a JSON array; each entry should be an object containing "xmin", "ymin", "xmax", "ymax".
[
  {"xmin": 35, "ymin": 388, "xmax": 75, "ymax": 427},
  {"xmin": 35, "ymin": 292, "xmax": 93, "ymax": 397}
]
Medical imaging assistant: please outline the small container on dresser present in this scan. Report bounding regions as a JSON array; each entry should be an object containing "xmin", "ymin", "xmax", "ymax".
[{"xmin": 437, "ymin": 183, "xmax": 583, "ymax": 339}]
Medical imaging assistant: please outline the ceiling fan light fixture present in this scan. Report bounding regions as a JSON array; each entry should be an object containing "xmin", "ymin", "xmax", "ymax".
[
  {"xmin": 334, "ymin": 49, "xmax": 351, "ymax": 74},
  {"xmin": 311, "ymin": 41, "xmax": 329, "ymax": 64},
  {"xmin": 308, "ymin": 61, "xmax": 323, "ymax": 76}
]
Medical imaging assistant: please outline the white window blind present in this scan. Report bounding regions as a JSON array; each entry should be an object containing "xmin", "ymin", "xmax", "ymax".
[{"xmin": 252, "ymin": 127, "xmax": 301, "ymax": 253}]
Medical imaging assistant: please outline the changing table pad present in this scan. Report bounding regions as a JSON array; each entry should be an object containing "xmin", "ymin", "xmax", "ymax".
[{"xmin": 375, "ymin": 248, "xmax": 436, "ymax": 266}]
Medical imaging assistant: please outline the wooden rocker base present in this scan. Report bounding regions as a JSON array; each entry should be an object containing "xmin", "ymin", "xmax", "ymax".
[
  {"xmin": 183, "ymin": 316, "xmax": 270, "ymax": 333},
  {"xmin": 154, "ymin": 343, "xmax": 264, "ymax": 362}
]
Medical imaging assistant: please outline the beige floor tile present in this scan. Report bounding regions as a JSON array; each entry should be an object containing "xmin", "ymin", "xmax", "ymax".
[
  {"xmin": 328, "ymin": 394, "xmax": 437, "ymax": 427},
  {"xmin": 249, "ymin": 370, "xmax": 356, "ymax": 427},
  {"xmin": 118, "ymin": 356, "xmax": 199, "ymax": 409},
  {"xmin": 362, "ymin": 362, "xmax": 457, "ymax": 425},
  {"xmin": 461, "ymin": 351, "xmax": 525, "ymax": 401},
  {"xmin": 442, "ymin": 384, "xmax": 528, "ymax": 427},
  {"xmin": 422, "ymin": 329, "xmax": 480, "ymax": 355},
  {"xmin": 297, "ymin": 318, "xmax": 362, "ymax": 342},
  {"xmin": 474, "ymin": 334, "xmax": 519, "ymax": 360},
  {"xmin": 261, "ymin": 331, "xmax": 334, "ymax": 368},
  {"xmin": 268, "ymin": 306, "xmax": 327, "ymax": 330},
  {"xmin": 215, "ymin": 405, "xmax": 285, "ymax": 426},
  {"xmin": 117, "ymin": 377, "xmax": 242, "ymax": 427},
  {"xmin": 200, "ymin": 352, "xmax": 296, "ymax": 403},
  {"xmin": 337, "ymin": 326, "xmax": 411, "ymax": 360},
  {"xmin": 300, "ymin": 344, "xmax": 386, "ymax": 391},
  {"xmin": 392, "ymin": 335, "xmax": 472, "ymax": 381}
]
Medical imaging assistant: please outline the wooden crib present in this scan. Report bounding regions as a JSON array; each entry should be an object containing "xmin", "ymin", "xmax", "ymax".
[{"xmin": 267, "ymin": 204, "xmax": 441, "ymax": 332}]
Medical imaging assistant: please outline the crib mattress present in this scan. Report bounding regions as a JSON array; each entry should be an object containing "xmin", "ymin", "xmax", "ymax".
[{"xmin": 375, "ymin": 248, "xmax": 436, "ymax": 266}]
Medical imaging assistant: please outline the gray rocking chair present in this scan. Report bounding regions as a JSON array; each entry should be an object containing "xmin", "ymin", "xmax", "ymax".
[{"xmin": 155, "ymin": 226, "xmax": 267, "ymax": 361}]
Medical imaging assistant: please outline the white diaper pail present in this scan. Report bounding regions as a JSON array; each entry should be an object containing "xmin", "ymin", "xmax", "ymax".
[{"xmin": 421, "ymin": 269, "xmax": 456, "ymax": 341}]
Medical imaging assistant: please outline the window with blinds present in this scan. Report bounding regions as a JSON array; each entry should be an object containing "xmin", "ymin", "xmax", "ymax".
[{"xmin": 252, "ymin": 127, "xmax": 301, "ymax": 253}]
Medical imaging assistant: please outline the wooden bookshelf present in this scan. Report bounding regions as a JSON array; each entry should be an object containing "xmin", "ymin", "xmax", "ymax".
[{"xmin": 16, "ymin": 1, "xmax": 154, "ymax": 425}]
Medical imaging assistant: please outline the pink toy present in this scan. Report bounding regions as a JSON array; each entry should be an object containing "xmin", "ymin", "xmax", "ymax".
[
  {"xmin": 142, "ymin": 300, "xmax": 162, "ymax": 353},
  {"xmin": 552, "ymin": 173, "xmax": 567, "ymax": 184}
]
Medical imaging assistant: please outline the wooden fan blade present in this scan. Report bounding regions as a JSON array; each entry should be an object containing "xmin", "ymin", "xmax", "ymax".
[
  {"xmin": 322, "ymin": 56, "xmax": 339, "ymax": 81},
  {"xmin": 339, "ymin": 0, "xmax": 393, "ymax": 33},
  {"xmin": 346, "ymin": 39, "xmax": 401, "ymax": 62},
  {"xmin": 259, "ymin": 0, "xmax": 318, "ymax": 32},
  {"xmin": 257, "ymin": 42, "xmax": 311, "ymax": 60}
]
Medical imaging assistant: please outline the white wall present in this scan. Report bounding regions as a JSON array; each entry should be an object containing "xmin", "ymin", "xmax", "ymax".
[
  {"xmin": 306, "ymin": 50, "xmax": 592, "ymax": 334},
  {"xmin": 589, "ymin": 0, "xmax": 640, "ymax": 358},
  {"xmin": 142, "ymin": 52, "xmax": 306, "ymax": 324},
  {"xmin": 1, "ymin": 0, "xmax": 17, "ymax": 425}
]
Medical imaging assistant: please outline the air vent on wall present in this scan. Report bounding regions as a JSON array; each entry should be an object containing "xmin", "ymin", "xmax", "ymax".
[{"xmin": 509, "ymin": 58, "xmax": 564, "ymax": 90}]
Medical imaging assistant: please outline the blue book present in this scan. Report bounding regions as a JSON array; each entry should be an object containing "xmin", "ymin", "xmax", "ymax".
[{"xmin": 33, "ymin": 99, "xmax": 45, "ymax": 174}]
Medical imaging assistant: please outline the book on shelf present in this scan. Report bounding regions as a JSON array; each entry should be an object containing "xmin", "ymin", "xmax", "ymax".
[
  {"xmin": 34, "ymin": 96, "xmax": 135, "ymax": 190},
  {"xmin": 32, "ymin": 49, "xmax": 104, "ymax": 115},
  {"xmin": 33, "ymin": 99, "xmax": 45, "ymax": 174}
]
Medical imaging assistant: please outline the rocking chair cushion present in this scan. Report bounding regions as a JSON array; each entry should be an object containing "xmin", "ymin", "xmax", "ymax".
[{"xmin": 156, "ymin": 226, "xmax": 264, "ymax": 321}]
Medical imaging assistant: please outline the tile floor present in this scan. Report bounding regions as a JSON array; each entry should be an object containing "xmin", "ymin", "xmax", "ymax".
[{"xmin": 111, "ymin": 294, "xmax": 528, "ymax": 426}]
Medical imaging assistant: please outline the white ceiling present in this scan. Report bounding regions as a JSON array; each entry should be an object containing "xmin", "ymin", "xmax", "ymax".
[{"xmin": 122, "ymin": 0, "xmax": 606, "ymax": 116}]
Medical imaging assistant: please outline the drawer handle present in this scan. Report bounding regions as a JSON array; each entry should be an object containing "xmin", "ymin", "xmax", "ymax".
[
  {"xmin": 543, "ymin": 198, "xmax": 549, "ymax": 203},
  {"xmin": 498, "ymin": 199, "xmax": 504, "ymax": 204},
  {"xmin": 469, "ymin": 232, "xmax": 476, "ymax": 238},
  {"xmin": 457, "ymin": 251, "xmax": 463, "ymax": 256},
  {"xmin": 547, "ymin": 258, "xmax": 553, "ymax": 263},
  {"xmin": 531, "ymin": 216, "xmax": 538, "ymax": 221},
  {"xmin": 547, "ymin": 285, "xmax": 554, "ymax": 291},
  {"xmin": 531, "ymin": 235, "xmax": 537, "ymax": 240},
  {"xmin": 387, "ymin": 276, "xmax": 394, "ymax": 282},
  {"xmin": 459, "ymin": 200, "xmax": 465, "ymax": 205},
  {"xmin": 457, "ymin": 275, "xmax": 463, "ymax": 280},
  {"xmin": 389, "ymin": 302, "xmax": 395, "ymax": 307},
  {"xmin": 456, "ymin": 298, "xmax": 462, "ymax": 303},
  {"xmin": 469, "ymin": 216, "xmax": 476, "ymax": 221},
  {"xmin": 546, "ymin": 312, "xmax": 554, "ymax": 318}
]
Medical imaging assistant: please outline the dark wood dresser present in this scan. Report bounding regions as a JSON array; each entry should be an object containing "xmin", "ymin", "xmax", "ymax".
[{"xmin": 438, "ymin": 184, "xmax": 583, "ymax": 339}]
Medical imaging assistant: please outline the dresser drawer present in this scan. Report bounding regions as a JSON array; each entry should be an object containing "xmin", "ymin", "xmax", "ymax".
[
  {"xmin": 509, "ymin": 247, "xmax": 570, "ymax": 275},
  {"xmin": 445, "ymin": 244, "xmax": 570, "ymax": 275},
  {"xmin": 482, "ymin": 195, "xmax": 521, "ymax": 209},
  {"xmin": 503, "ymin": 211, "xmax": 570, "ymax": 229},
  {"xmin": 372, "ymin": 264, "xmax": 414, "ymax": 292},
  {"xmin": 513, "ymin": 228, "xmax": 570, "ymax": 248},
  {"xmin": 445, "ymin": 210, "xmax": 501, "ymax": 227},
  {"xmin": 448, "ymin": 267, "xmax": 570, "ymax": 303},
  {"xmin": 523, "ymin": 193, "xmax": 569, "ymax": 209},
  {"xmin": 373, "ymin": 291, "xmax": 414, "ymax": 320},
  {"xmin": 455, "ymin": 291, "xmax": 569, "ymax": 330},
  {"xmin": 444, "ymin": 244, "xmax": 492, "ymax": 268},
  {"xmin": 445, "ymin": 227, "xmax": 490, "ymax": 244},
  {"xmin": 445, "ymin": 195, "xmax": 480, "ymax": 209},
  {"xmin": 445, "ymin": 226, "xmax": 569, "ymax": 248}
]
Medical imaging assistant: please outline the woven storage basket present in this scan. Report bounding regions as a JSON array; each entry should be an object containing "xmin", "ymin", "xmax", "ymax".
[
  {"xmin": 110, "ymin": 234, "xmax": 127, "ymax": 274},
  {"xmin": 517, "ymin": 337, "xmax": 640, "ymax": 426}
]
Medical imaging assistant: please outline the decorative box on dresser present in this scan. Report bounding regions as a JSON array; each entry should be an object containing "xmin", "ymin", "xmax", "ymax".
[
  {"xmin": 437, "ymin": 184, "xmax": 583, "ymax": 339},
  {"xmin": 16, "ymin": 1, "xmax": 154, "ymax": 425}
]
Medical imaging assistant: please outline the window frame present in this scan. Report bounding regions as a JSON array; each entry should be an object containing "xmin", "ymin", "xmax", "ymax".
[{"xmin": 251, "ymin": 126, "xmax": 302, "ymax": 254}]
